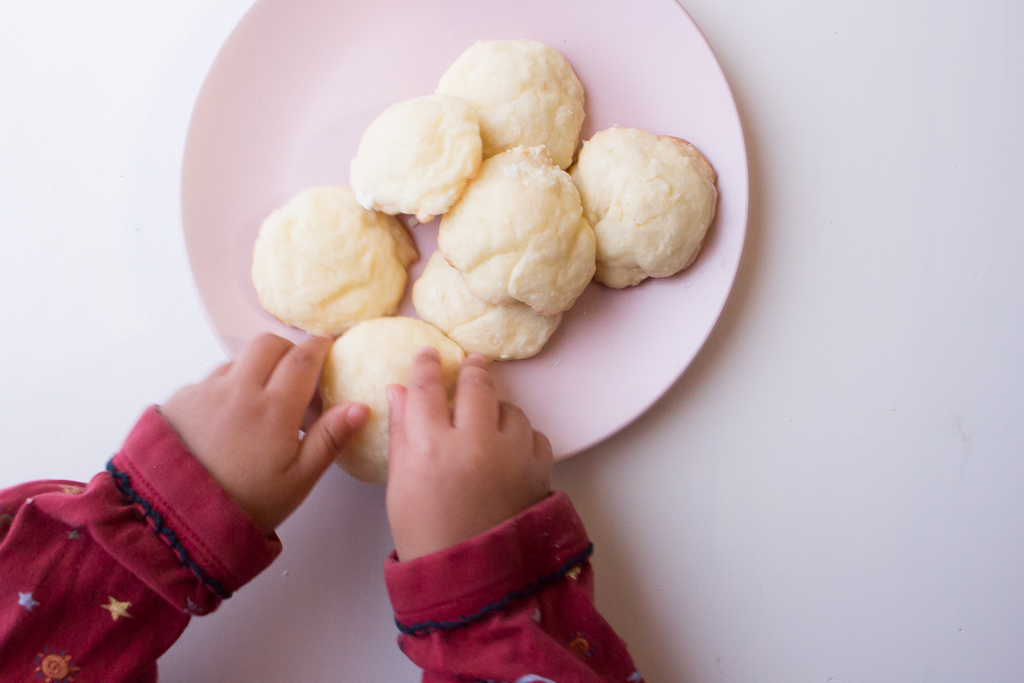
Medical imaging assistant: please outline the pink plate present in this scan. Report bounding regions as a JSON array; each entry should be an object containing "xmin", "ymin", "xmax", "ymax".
[{"xmin": 182, "ymin": 0, "xmax": 748, "ymax": 459}]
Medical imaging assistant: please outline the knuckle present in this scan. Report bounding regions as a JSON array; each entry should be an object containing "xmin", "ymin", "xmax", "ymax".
[
  {"xmin": 400, "ymin": 438, "xmax": 442, "ymax": 464},
  {"xmin": 461, "ymin": 368, "xmax": 494, "ymax": 390},
  {"xmin": 458, "ymin": 434, "xmax": 490, "ymax": 459},
  {"xmin": 414, "ymin": 347, "xmax": 440, "ymax": 367},
  {"xmin": 501, "ymin": 402, "xmax": 528, "ymax": 425},
  {"xmin": 288, "ymin": 346, "xmax": 318, "ymax": 369},
  {"xmin": 230, "ymin": 386, "xmax": 265, "ymax": 415},
  {"xmin": 254, "ymin": 332, "xmax": 285, "ymax": 350},
  {"xmin": 411, "ymin": 372, "xmax": 439, "ymax": 391},
  {"xmin": 320, "ymin": 422, "xmax": 343, "ymax": 454}
]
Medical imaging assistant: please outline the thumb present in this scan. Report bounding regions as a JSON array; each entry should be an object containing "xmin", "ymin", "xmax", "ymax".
[{"xmin": 297, "ymin": 403, "xmax": 369, "ymax": 480}]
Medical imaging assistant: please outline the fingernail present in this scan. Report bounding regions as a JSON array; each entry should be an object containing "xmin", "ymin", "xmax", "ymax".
[
  {"xmin": 346, "ymin": 404, "xmax": 369, "ymax": 429},
  {"xmin": 385, "ymin": 385, "xmax": 396, "ymax": 404},
  {"xmin": 418, "ymin": 346, "xmax": 440, "ymax": 359}
]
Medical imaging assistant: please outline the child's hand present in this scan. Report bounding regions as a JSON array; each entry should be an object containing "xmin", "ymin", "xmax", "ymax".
[
  {"xmin": 385, "ymin": 349, "xmax": 553, "ymax": 561},
  {"xmin": 161, "ymin": 334, "xmax": 369, "ymax": 535}
]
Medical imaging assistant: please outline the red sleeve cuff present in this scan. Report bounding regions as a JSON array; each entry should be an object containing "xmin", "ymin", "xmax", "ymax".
[
  {"xmin": 384, "ymin": 491, "xmax": 592, "ymax": 634},
  {"xmin": 108, "ymin": 406, "xmax": 281, "ymax": 597}
]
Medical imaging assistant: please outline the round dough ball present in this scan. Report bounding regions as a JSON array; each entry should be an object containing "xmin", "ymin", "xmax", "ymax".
[
  {"xmin": 570, "ymin": 127, "xmax": 718, "ymax": 289},
  {"xmin": 320, "ymin": 317, "xmax": 465, "ymax": 485},
  {"xmin": 350, "ymin": 95, "xmax": 483, "ymax": 223},
  {"xmin": 438, "ymin": 145, "xmax": 596, "ymax": 316},
  {"xmin": 436, "ymin": 39, "xmax": 585, "ymax": 170},
  {"xmin": 251, "ymin": 187, "xmax": 418, "ymax": 335},
  {"xmin": 413, "ymin": 252, "xmax": 562, "ymax": 361}
]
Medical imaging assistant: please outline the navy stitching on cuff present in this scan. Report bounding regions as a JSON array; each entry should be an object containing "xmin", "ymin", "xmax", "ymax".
[
  {"xmin": 395, "ymin": 542, "xmax": 595, "ymax": 636},
  {"xmin": 106, "ymin": 459, "xmax": 233, "ymax": 600}
]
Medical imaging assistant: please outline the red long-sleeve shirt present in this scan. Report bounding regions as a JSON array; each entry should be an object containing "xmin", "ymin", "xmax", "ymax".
[{"xmin": 0, "ymin": 408, "xmax": 642, "ymax": 682}]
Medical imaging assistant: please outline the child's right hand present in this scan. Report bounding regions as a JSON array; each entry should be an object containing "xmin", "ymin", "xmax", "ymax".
[
  {"xmin": 161, "ymin": 334, "xmax": 368, "ymax": 536},
  {"xmin": 385, "ymin": 349, "xmax": 554, "ymax": 561}
]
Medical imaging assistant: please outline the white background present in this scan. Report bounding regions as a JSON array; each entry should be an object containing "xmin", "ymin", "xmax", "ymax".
[{"xmin": 2, "ymin": 1, "xmax": 1022, "ymax": 681}]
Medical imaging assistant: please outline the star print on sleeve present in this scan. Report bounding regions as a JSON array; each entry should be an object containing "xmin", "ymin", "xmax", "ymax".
[
  {"xmin": 18, "ymin": 591, "xmax": 40, "ymax": 611},
  {"xmin": 100, "ymin": 597, "xmax": 132, "ymax": 622},
  {"xmin": 0, "ymin": 410, "xmax": 289, "ymax": 683}
]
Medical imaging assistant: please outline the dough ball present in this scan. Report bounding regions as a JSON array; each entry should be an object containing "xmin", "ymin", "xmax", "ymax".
[
  {"xmin": 413, "ymin": 252, "xmax": 562, "ymax": 361},
  {"xmin": 437, "ymin": 39, "xmax": 585, "ymax": 170},
  {"xmin": 570, "ymin": 127, "xmax": 718, "ymax": 289},
  {"xmin": 251, "ymin": 186, "xmax": 418, "ymax": 336},
  {"xmin": 350, "ymin": 95, "xmax": 483, "ymax": 223},
  {"xmin": 320, "ymin": 317, "xmax": 465, "ymax": 485},
  {"xmin": 438, "ymin": 146, "xmax": 596, "ymax": 316}
]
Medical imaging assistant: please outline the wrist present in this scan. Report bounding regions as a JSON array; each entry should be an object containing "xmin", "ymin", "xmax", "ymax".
[
  {"xmin": 110, "ymin": 407, "xmax": 283, "ymax": 598},
  {"xmin": 392, "ymin": 490, "xmax": 552, "ymax": 561},
  {"xmin": 385, "ymin": 492, "xmax": 589, "ymax": 631}
]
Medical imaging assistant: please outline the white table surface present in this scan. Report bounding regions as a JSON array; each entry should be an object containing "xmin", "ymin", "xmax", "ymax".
[{"xmin": 2, "ymin": 1, "xmax": 1022, "ymax": 681}]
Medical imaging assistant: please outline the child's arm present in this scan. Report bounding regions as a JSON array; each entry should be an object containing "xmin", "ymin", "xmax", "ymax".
[
  {"xmin": 384, "ymin": 350, "xmax": 644, "ymax": 683},
  {"xmin": 0, "ymin": 334, "xmax": 367, "ymax": 683}
]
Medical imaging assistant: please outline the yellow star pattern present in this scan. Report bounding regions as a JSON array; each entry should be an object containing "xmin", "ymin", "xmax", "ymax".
[
  {"xmin": 101, "ymin": 596, "xmax": 132, "ymax": 621},
  {"xmin": 565, "ymin": 566, "xmax": 582, "ymax": 580}
]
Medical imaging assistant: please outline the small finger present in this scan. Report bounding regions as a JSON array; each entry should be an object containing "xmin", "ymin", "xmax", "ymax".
[
  {"xmin": 531, "ymin": 430, "xmax": 555, "ymax": 495},
  {"xmin": 296, "ymin": 403, "xmax": 369, "ymax": 480},
  {"xmin": 232, "ymin": 334, "xmax": 294, "ymax": 386},
  {"xmin": 386, "ymin": 384, "xmax": 409, "ymax": 469},
  {"xmin": 405, "ymin": 347, "xmax": 451, "ymax": 431},
  {"xmin": 498, "ymin": 401, "xmax": 531, "ymax": 437},
  {"xmin": 266, "ymin": 336, "xmax": 333, "ymax": 418},
  {"xmin": 533, "ymin": 430, "xmax": 554, "ymax": 465},
  {"xmin": 453, "ymin": 354, "xmax": 499, "ymax": 430}
]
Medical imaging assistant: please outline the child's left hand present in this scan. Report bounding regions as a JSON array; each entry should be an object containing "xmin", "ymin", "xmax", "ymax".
[{"xmin": 161, "ymin": 334, "xmax": 368, "ymax": 535}]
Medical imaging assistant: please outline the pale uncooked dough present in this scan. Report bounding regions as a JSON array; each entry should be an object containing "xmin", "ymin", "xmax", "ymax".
[
  {"xmin": 251, "ymin": 187, "xmax": 418, "ymax": 335},
  {"xmin": 436, "ymin": 39, "xmax": 585, "ymax": 170},
  {"xmin": 438, "ymin": 145, "xmax": 596, "ymax": 316},
  {"xmin": 319, "ymin": 317, "xmax": 465, "ymax": 485},
  {"xmin": 570, "ymin": 127, "xmax": 718, "ymax": 288},
  {"xmin": 350, "ymin": 94, "xmax": 482, "ymax": 223},
  {"xmin": 413, "ymin": 252, "xmax": 562, "ymax": 361}
]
